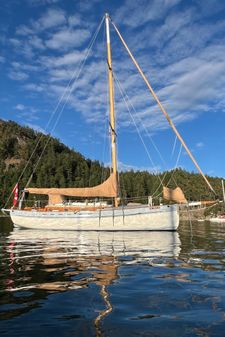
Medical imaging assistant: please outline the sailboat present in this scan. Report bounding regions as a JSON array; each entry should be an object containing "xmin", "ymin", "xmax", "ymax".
[{"xmin": 2, "ymin": 14, "xmax": 216, "ymax": 231}]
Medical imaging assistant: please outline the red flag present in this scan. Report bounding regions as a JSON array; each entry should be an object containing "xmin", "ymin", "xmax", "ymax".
[{"xmin": 12, "ymin": 183, "xmax": 19, "ymax": 207}]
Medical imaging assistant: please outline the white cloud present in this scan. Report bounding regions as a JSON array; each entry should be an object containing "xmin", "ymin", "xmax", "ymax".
[
  {"xmin": 78, "ymin": 0, "xmax": 102, "ymax": 12},
  {"xmin": 196, "ymin": 142, "xmax": 204, "ymax": 148},
  {"xmin": 23, "ymin": 83, "xmax": 44, "ymax": 92},
  {"xmin": 7, "ymin": 0, "xmax": 225, "ymax": 139},
  {"xmin": 0, "ymin": 55, "xmax": 5, "ymax": 63},
  {"xmin": 155, "ymin": 47, "xmax": 225, "ymax": 116},
  {"xmin": 9, "ymin": 38, "xmax": 35, "ymax": 59},
  {"xmin": 16, "ymin": 25, "xmax": 35, "ymax": 36},
  {"xmin": 8, "ymin": 70, "xmax": 29, "ymax": 81},
  {"xmin": 45, "ymin": 28, "xmax": 90, "ymax": 50},
  {"xmin": 40, "ymin": 50, "xmax": 85, "ymax": 69},
  {"xmin": 48, "ymin": 68, "xmax": 74, "ymax": 82},
  {"xmin": 33, "ymin": 8, "xmax": 66, "ymax": 32},
  {"xmin": 16, "ymin": 8, "xmax": 66, "ymax": 36},
  {"xmin": 11, "ymin": 61, "xmax": 40, "ymax": 72},
  {"xmin": 29, "ymin": 36, "xmax": 45, "ymax": 50},
  {"xmin": 115, "ymin": 0, "xmax": 182, "ymax": 27},
  {"xmin": 68, "ymin": 15, "xmax": 81, "ymax": 27},
  {"xmin": 154, "ymin": 20, "xmax": 225, "ymax": 66},
  {"xmin": 27, "ymin": 0, "xmax": 59, "ymax": 5},
  {"xmin": 141, "ymin": 7, "xmax": 197, "ymax": 51},
  {"xmin": 9, "ymin": 38, "xmax": 21, "ymax": 47},
  {"xmin": 13, "ymin": 103, "xmax": 41, "ymax": 123},
  {"xmin": 19, "ymin": 111, "xmax": 40, "ymax": 122},
  {"xmin": 15, "ymin": 104, "xmax": 25, "ymax": 111}
]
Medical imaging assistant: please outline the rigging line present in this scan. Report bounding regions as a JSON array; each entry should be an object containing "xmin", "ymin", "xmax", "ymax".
[
  {"xmin": 113, "ymin": 72, "xmax": 164, "ymax": 189},
  {"xmin": 112, "ymin": 87, "xmax": 167, "ymax": 171},
  {"xmin": 141, "ymin": 118, "xmax": 182, "ymax": 188},
  {"xmin": 173, "ymin": 142, "xmax": 183, "ymax": 179},
  {"xmin": 88, "ymin": 19, "xmax": 106, "ymax": 188},
  {"xmin": 30, "ymin": 18, "xmax": 105, "ymax": 180},
  {"xmin": 142, "ymin": 124, "xmax": 167, "ymax": 170},
  {"xmin": 175, "ymin": 142, "xmax": 183, "ymax": 168},
  {"xmin": 117, "ymin": 88, "xmax": 171, "ymax": 189},
  {"xmin": 3, "ymin": 16, "xmax": 105, "ymax": 209},
  {"xmin": 25, "ymin": 16, "xmax": 105, "ymax": 190},
  {"xmin": 152, "ymin": 190, "xmax": 163, "ymax": 199},
  {"xmin": 103, "ymin": 34, "xmax": 177, "ymax": 192},
  {"xmin": 112, "ymin": 78, "xmax": 173, "ymax": 196},
  {"xmin": 165, "ymin": 142, "xmax": 183, "ymax": 188},
  {"xmin": 140, "ymin": 124, "xmax": 179, "ymax": 189},
  {"xmin": 169, "ymin": 135, "xmax": 180, "ymax": 186},
  {"xmin": 151, "ymin": 172, "xmax": 168, "ymax": 198},
  {"xmin": 109, "ymin": 64, "xmax": 174, "ymax": 194},
  {"xmin": 143, "ymin": 125, "xmax": 183, "ymax": 188},
  {"xmin": 111, "ymin": 18, "xmax": 216, "ymax": 196},
  {"xmin": 171, "ymin": 135, "xmax": 178, "ymax": 158},
  {"xmin": 112, "ymin": 72, "xmax": 176, "ymax": 199}
]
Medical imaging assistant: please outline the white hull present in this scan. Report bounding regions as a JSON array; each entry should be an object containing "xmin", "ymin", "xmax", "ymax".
[
  {"xmin": 209, "ymin": 217, "xmax": 225, "ymax": 223},
  {"xmin": 9, "ymin": 205, "xmax": 179, "ymax": 231}
]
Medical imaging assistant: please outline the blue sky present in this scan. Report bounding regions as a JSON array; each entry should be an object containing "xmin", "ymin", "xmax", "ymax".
[{"xmin": 1, "ymin": 0, "xmax": 225, "ymax": 179}]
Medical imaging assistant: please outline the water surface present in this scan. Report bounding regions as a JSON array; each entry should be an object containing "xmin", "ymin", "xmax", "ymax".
[{"xmin": 1, "ymin": 218, "xmax": 225, "ymax": 336}]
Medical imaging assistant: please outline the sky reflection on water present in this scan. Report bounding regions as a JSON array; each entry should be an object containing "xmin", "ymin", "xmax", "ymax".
[{"xmin": 0, "ymin": 219, "xmax": 225, "ymax": 337}]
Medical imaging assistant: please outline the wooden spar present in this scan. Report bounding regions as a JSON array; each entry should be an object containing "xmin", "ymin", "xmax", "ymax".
[
  {"xmin": 111, "ymin": 19, "xmax": 216, "ymax": 196},
  {"xmin": 105, "ymin": 13, "xmax": 118, "ymax": 207}
]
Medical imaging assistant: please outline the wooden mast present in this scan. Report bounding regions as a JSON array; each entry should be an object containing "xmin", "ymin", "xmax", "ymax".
[{"xmin": 105, "ymin": 13, "xmax": 118, "ymax": 207}]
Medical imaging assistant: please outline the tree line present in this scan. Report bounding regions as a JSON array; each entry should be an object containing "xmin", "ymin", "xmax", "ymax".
[{"xmin": 0, "ymin": 119, "xmax": 223, "ymax": 208}]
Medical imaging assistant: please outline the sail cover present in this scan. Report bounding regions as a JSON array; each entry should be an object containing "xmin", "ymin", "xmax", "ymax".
[
  {"xmin": 26, "ymin": 173, "xmax": 117, "ymax": 202},
  {"xmin": 163, "ymin": 186, "xmax": 187, "ymax": 204}
]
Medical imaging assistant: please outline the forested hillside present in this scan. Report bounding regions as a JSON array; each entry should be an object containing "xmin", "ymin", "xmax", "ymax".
[
  {"xmin": 0, "ymin": 120, "xmax": 110, "ymax": 207},
  {"xmin": 0, "ymin": 119, "xmax": 223, "ymax": 208}
]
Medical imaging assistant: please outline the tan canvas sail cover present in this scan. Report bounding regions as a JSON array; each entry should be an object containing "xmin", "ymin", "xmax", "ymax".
[
  {"xmin": 26, "ymin": 173, "xmax": 117, "ymax": 204},
  {"xmin": 163, "ymin": 186, "xmax": 187, "ymax": 204}
]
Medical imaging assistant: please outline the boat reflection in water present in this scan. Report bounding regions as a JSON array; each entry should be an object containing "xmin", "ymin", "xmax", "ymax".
[
  {"xmin": 5, "ymin": 229, "xmax": 181, "ymax": 336},
  {"xmin": 7, "ymin": 229, "xmax": 181, "ymax": 264}
]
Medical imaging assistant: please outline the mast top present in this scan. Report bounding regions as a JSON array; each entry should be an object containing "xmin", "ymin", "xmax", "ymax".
[{"xmin": 105, "ymin": 13, "xmax": 111, "ymax": 44}]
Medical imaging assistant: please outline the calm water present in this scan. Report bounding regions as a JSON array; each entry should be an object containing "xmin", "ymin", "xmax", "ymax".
[{"xmin": 1, "ymin": 218, "xmax": 225, "ymax": 337}]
